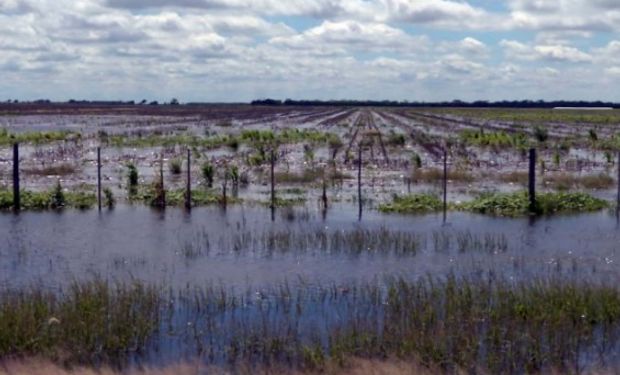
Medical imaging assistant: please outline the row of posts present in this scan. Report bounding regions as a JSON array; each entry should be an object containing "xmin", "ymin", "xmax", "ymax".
[{"xmin": 8, "ymin": 143, "xmax": 620, "ymax": 220}]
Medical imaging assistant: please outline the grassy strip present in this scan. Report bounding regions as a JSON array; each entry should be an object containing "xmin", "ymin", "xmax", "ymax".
[
  {"xmin": 460, "ymin": 129, "xmax": 529, "ymax": 149},
  {"xmin": 459, "ymin": 191, "xmax": 608, "ymax": 217},
  {"xmin": 0, "ymin": 129, "xmax": 77, "ymax": 146},
  {"xmin": 0, "ymin": 189, "xmax": 96, "ymax": 210},
  {"xmin": 0, "ymin": 280, "xmax": 159, "ymax": 363},
  {"xmin": 105, "ymin": 129, "xmax": 340, "ymax": 149},
  {"xmin": 378, "ymin": 194, "xmax": 443, "ymax": 214},
  {"xmin": 129, "ymin": 186, "xmax": 240, "ymax": 207},
  {"xmin": 0, "ymin": 278, "xmax": 619, "ymax": 373}
]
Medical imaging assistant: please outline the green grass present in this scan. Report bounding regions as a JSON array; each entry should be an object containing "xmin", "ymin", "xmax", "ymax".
[
  {"xmin": 0, "ymin": 280, "xmax": 159, "ymax": 363},
  {"xmin": 0, "ymin": 189, "xmax": 96, "ymax": 210},
  {"xmin": 378, "ymin": 194, "xmax": 443, "ymax": 214},
  {"xmin": 104, "ymin": 129, "xmax": 339, "ymax": 149},
  {"xmin": 460, "ymin": 129, "xmax": 529, "ymax": 149},
  {"xmin": 459, "ymin": 191, "xmax": 608, "ymax": 217},
  {"xmin": 129, "ymin": 185, "xmax": 239, "ymax": 207},
  {"xmin": 1, "ymin": 277, "xmax": 620, "ymax": 373},
  {"xmin": 0, "ymin": 129, "xmax": 77, "ymax": 146},
  {"xmin": 433, "ymin": 108, "xmax": 620, "ymax": 125}
]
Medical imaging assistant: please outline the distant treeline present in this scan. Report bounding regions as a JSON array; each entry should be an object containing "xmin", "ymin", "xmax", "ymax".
[
  {"xmin": 251, "ymin": 99, "xmax": 620, "ymax": 108},
  {"xmin": 3, "ymin": 98, "xmax": 619, "ymax": 108}
]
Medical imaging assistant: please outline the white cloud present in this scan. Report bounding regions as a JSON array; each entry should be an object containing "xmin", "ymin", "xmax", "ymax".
[
  {"xmin": 500, "ymin": 39, "xmax": 592, "ymax": 63},
  {"xmin": 269, "ymin": 20, "xmax": 428, "ymax": 54}
]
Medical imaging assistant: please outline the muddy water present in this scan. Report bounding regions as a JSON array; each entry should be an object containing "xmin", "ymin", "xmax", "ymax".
[{"xmin": 1, "ymin": 204, "xmax": 619, "ymax": 290}]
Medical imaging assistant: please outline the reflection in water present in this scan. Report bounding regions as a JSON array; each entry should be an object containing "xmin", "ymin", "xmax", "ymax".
[{"xmin": 1, "ymin": 204, "xmax": 620, "ymax": 290}]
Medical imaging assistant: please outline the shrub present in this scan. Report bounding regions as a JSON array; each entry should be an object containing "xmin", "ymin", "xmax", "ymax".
[
  {"xmin": 460, "ymin": 191, "xmax": 607, "ymax": 217},
  {"xmin": 202, "ymin": 162, "xmax": 215, "ymax": 188},
  {"xmin": 169, "ymin": 159, "xmax": 182, "ymax": 175},
  {"xmin": 378, "ymin": 194, "xmax": 443, "ymax": 214}
]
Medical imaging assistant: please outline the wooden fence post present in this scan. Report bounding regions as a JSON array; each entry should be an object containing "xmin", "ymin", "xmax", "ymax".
[
  {"xmin": 529, "ymin": 148, "xmax": 537, "ymax": 213},
  {"xmin": 97, "ymin": 147, "xmax": 102, "ymax": 211},
  {"xmin": 443, "ymin": 149, "xmax": 448, "ymax": 224},
  {"xmin": 616, "ymin": 151, "xmax": 620, "ymax": 213},
  {"xmin": 185, "ymin": 148, "xmax": 191, "ymax": 210},
  {"xmin": 160, "ymin": 154, "xmax": 166, "ymax": 208},
  {"xmin": 13, "ymin": 143, "xmax": 20, "ymax": 212},
  {"xmin": 270, "ymin": 149, "xmax": 276, "ymax": 210},
  {"xmin": 358, "ymin": 144, "xmax": 363, "ymax": 220}
]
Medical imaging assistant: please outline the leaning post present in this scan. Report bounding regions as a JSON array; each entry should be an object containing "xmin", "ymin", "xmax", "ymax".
[
  {"xmin": 13, "ymin": 143, "xmax": 20, "ymax": 212},
  {"xmin": 529, "ymin": 148, "xmax": 537, "ymax": 213}
]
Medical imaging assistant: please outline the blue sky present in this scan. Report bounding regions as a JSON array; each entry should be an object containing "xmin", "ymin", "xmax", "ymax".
[{"xmin": 1, "ymin": 0, "xmax": 619, "ymax": 102}]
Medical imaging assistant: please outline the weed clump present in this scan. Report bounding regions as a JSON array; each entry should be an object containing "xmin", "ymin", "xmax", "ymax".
[
  {"xmin": 460, "ymin": 191, "xmax": 607, "ymax": 217},
  {"xmin": 379, "ymin": 194, "xmax": 443, "ymax": 214}
]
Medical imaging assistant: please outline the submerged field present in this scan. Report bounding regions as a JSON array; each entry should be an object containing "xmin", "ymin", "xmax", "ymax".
[{"xmin": 1, "ymin": 104, "xmax": 620, "ymax": 373}]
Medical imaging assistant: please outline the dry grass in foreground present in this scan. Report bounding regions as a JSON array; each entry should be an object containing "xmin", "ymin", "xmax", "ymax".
[{"xmin": 0, "ymin": 358, "xmax": 442, "ymax": 375}]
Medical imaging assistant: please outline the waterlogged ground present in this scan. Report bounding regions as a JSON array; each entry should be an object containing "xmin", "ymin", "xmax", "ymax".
[
  {"xmin": 3, "ymin": 105, "xmax": 620, "ymax": 372},
  {"xmin": 2, "ymin": 204, "xmax": 620, "ymax": 289}
]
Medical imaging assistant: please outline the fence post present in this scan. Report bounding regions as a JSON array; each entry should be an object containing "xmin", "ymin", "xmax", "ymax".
[
  {"xmin": 160, "ymin": 154, "xmax": 166, "ymax": 208},
  {"xmin": 13, "ymin": 143, "xmax": 20, "ymax": 212},
  {"xmin": 617, "ymin": 151, "xmax": 620, "ymax": 213},
  {"xmin": 97, "ymin": 147, "xmax": 102, "ymax": 211},
  {"xmin": 443, "ymin": 149, "xmax": 448, "ymax": 224},
  {"xmin": 185, "ymin": 148, "xmax": 191, "ymax": 210},
  {"xmin": 529, "ymin": 148, "xmax": 537, "ymax": 213},
  {"xmin": 358, "ymin": 144, "xmax": 363, "ymax": 220},
  {"xmin": 270, "ymin": 149, "xmax": 276, "ymax": 209},
  {"xmin": 222, "ymin": 167, "xmax": 228, "ymax": 208}
]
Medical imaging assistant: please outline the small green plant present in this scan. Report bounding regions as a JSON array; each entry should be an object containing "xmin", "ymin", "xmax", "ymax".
[
  {"xmin": 379, "ymin": 194, "xmax": 443, "ymax": 214},
  {"xmin": 127, "ymin": 163, "xmax": 138, "ymax": 195},
  {"xmin": 605, "ymin": 151, "xmax": 614, "ymax": 164},
  {"xmin": 51, "ymin": 181, "xmax": 65, "ymax": 209},
  {"xmin": 533, "ymin": 126, "xmax": 548, "ymax": 143},
  {"xmin": 589, "ymin": 128, "xmax": 598, "ymax": 142},
  {"xmin": 387, "ymin": 132, "xmax": 406, "ymax": 147},
  {"xmin": 412, "ymin": 153, "xmax": 422, "ymax": 169},
  {"xmin": 229, "ymin": 165, "xmax": 239, "ymax": 188},
  {"xmin": 303, "ymin": 144, "xmax": 315, "ymax": 163},
  {"xmin": 202, "ymin": 162, "xmax": 215, "ymax": 188},
  {"xmin": 103, "ymin": 188, "xmax": 115, "ymax": 208},
  {"xmin": 169, "ymin": 159, "xmax": 182, "ymax": 175},
  {"xmin": 553, "ymin": 151, "xmax": 561, "ymax": 168},
  {"xmin": 328, "ymin": 136, "xmax": 344, "ymax": 160}
]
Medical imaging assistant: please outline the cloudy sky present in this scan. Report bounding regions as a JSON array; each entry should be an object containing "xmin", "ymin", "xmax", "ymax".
[{"xmin": 1, "ymin": 0, "xmax": 619, "ymax": 102}]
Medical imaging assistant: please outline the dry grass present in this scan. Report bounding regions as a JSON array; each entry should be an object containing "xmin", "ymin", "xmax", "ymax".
[
  {"xmin": 22, "ymin": 163, "xmax": 77, "ymax": 176},
  {"xmin": 497, "ymin": 171, "xmax": 528, "ymax": 185},
  {"xmin": 0, "ymin": 358, "xmax": 441, "ymax": 375},
  {"xmin": 411, "ymin": 168, "xmax": 474, "ymax": 184},
  {"xmin": 543, "ymin": 173, "xmax": 615, "ymax": 190}
]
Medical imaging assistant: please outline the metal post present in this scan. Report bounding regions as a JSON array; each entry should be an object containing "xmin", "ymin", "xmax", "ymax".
[
  {"xmin": 13, "ymin": 143, "xmax": 19, "ymax": 212},
  {"xmin": 358, "ymin": 145, "xmax": 362, "ymax": 221},
  {"xmin": 529, "ymin": 148, "xmax": 537, "ymax": 213},
  {"xmin": 97, "ymin": 147, "xmax": 102, "ymax": 211},
  {"xmin": 185, "ymin": 148, "xmax": 191, "ymax": 210},
  {"xmin": 443, "ymin": 149, "xmax": 448, "ymax": 224}
]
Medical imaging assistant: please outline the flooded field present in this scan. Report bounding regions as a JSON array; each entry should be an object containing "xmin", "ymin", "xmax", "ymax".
[{"xmin": 2, "ymin": 104, "xmax": 620, "ymax": 373}]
